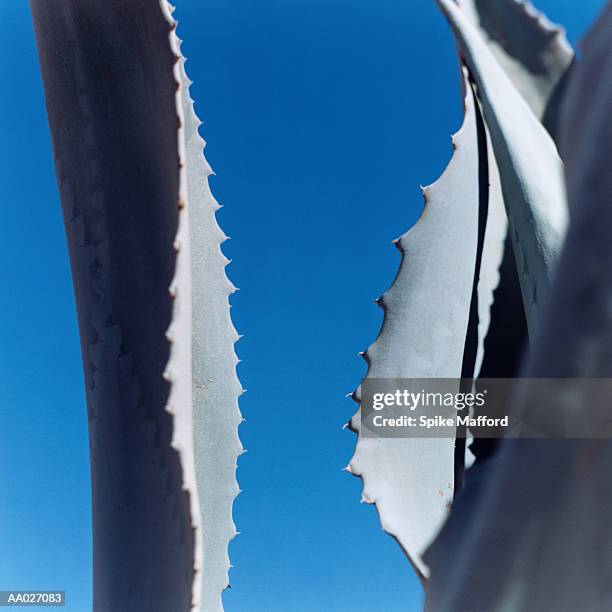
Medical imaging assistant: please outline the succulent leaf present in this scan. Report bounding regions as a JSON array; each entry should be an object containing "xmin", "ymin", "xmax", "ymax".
[
  {"xmin": 462, "ymin": 0, "xmax": 574, "ymax": 383},
  {"xmin": 348, "ymin": 73, "xmax": 481, "ymax": 578},
  {"xmin": 29, "ymin": 1, "xmax": 242, "ymax": 610},
  {"xmin": 439, "ymin": 0, "xmax": 568, "ymax": 338},
  {"xmin": 426, "ymin": 5, "xmax": 612, "ymax": 609},
  {"xmin": 465, "ymin": 0, "xmax": 573, "ymax": 391},
  {"xmin": 174, "ymin": 21, "xmax": 244, "ymax": 612},
  {"xmin": 458, "ymin": 0, "xmax": 574, "ymax": 129},
  {"xmin": 465, "ymin": 0, "xmax": 574, "ymax": 386},
  {"xmin": 463, "ymin": 0, "xmax": 573, "ymax": 459}
]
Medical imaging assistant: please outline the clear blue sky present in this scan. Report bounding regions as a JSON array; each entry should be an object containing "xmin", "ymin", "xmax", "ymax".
[{"xmin": 0, "ymin": 1, "xmax": 605, "ymax": 610}]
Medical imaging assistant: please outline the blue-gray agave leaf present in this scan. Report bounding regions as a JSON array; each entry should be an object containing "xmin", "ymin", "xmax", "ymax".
[
  {"xmin": 463, "ymin": 0, "xmax": 573, "ymax": 461},
  {"xmin": 463, "ymin": 0, "xmax": 573, "ymax": 381},
  {"xmin": 175, "ymin": 32, "xmax": 244, "ymax": 612},
  {"xmin": 347, "ymin": 73, "xmax": 481, "ymax": 578},
  {"xmin": 458, "ymin": 0, "xmax": 573, "ymax": 130},
  {"xmin": 425, "ymin": 4, "xmax": 612, "ymax": 610},
  {"xmin": 438, "ymin": 0, "xmax": 568, "ymax": 337},
  {"xmin": 29, "ymin": 1, "xmax": 242, "ymax": 610}
]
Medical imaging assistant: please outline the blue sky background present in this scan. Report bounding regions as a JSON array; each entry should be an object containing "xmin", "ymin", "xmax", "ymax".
[{"xmin": 0, "ymin": 1, "xmax": 606, "ymax": 610}]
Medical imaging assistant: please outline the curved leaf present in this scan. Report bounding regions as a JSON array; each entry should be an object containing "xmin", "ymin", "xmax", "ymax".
[
  {"xmin": 175, "ymin": 30, "xmax": 244, "ymax": 612},
  {"xmin": 348, "ymin": 73, "xmax": 481, "ymax": 577},
  {"xmin": 438, "ymin": 0, "xmax": 568, "ymax": 338},
  {"xmin": 29, "ymin": 2, "xmax": 243, "ymax": 609},
  {"xmin": 30, "ymin": 1, "xmax": 197, "ymax": 608},
  {"xmin": 458, "ymin": 0, "xmax": 573, "ymax": 126},
  {"xmin": 426, "ymin": 5, "xmax": 612, "ymax": 609}
]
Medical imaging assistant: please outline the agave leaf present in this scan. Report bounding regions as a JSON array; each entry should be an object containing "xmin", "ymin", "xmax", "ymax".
[
  {"xmin": 468, "ymin": 0, "xmax": 573, "ymax": 390},
  {"xmin": 30, "ymin": 2, "xmax": 242, "ymax": 610},
  {"xmin": 438, "ymin": 0, "xmax": 568, "ymax": 338},
  {"xmin": 472, "ymin": 136, "xmax": 507, "ymax": 381},
  {"xmin": 464, "ymin": 0, "xmax": 573, "ymax": 461},
  {"xmin": 458, "ymin": 0, "xmax": 573, "ymax": 130},
  {"xmin": 348, "ymin": 73, "xmax": 481, "ymax": 578},
  {"xmin": 467, "ymin": 0, "xmax": 572, "ymax": 382},
  {"xmin": 454, "ymin": 101, "xmax": 504, "ymax": 483},
  {"xmin": 426, "ymin": 4, "xmax": 612, "ymax": 609},
  {"xmin": 175, "ymin": 29, "xmax": 244, "ymax": 612},
  {"xmin": 526, "ymin": 0, "xmax": 612, "ymax": 380},
  {"xmin": 464, "ymin": 0, "xmax": 573, "ymax": 380},
  {"xmin": 30, "ymin": 1, "xmax": 196, "ymax": 607},
  {"xmin": 421, "ymin": 0, "xmax": 572, "ymax": 587},
  {"xmin": 560, "ymin": 2, "xmax": 612, "ymax": 220},
  {"xmin": 430, "ymin": 0, "xmax": 575, "ymax": 585}
]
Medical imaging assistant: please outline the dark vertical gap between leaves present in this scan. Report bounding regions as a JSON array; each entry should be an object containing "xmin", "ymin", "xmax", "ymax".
[{"xmin": 455, "ymin": 82, "xmax": 490, "ymax": 495}]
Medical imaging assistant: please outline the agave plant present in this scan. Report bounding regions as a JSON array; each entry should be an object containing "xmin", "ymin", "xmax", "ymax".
[
  {"xmin": 25, "ymin": 0, "xmax": 612, "ymax": 608},
  {"xmin": 426, "ymin": 2, "xmax": 612, "ymax": 609},
  {"xmin": 30, "ymin": 1, "xmax": 243, "ymax": 610},
  {"xmin": 347, "ymin": 0, "xmax": 612, "ymax": 603}
]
